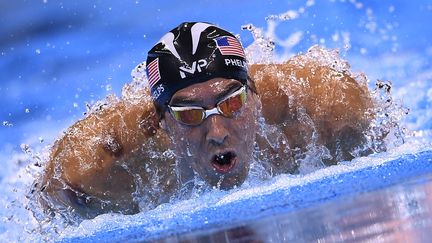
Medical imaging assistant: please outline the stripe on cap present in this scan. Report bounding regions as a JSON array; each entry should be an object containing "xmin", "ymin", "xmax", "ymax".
[{"xmin": 147, "ymin": 58, "xmax": 161, "ymax": 88}]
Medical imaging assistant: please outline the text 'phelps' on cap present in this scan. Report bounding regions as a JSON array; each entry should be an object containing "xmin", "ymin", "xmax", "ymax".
[{"xmin": 146, "ymin": 22, "xmax": 249, "ymax": 113}]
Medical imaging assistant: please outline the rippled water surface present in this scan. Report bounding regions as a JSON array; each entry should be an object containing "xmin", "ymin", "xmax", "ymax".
[
  {"xmin": 161, "ymin": 173, "xmax": 432, "ymax": 243},
  {"xmin": 1, "ymin": 0, "xmax": 431, "ymax": 242}
]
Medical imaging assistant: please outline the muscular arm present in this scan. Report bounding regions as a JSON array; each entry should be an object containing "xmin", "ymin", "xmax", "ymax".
[
  {"xmin": 38, "ymin": 59, "xmax": 375, "ymax": 218},
  {"xmin": 250, "ymin": 57, "xmax": 374, "ymax": 169},
  {"xmin": 38, "ymin": 90, "xmax": 173, "ymax": 218}
]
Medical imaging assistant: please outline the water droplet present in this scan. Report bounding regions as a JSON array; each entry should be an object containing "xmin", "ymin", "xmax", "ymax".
[
  {"xmin": 3, "ymin": 121, "xmax": 13, "ymax": 127},
  {"xmin": 20, "ymin": 144, "xmax": 31, "ymax": 154},
  {"xmin": 241, "ymin": 24, "xmax": 253, "ymax": 30},
  {"xmin": 35, "ymin": 49, "xmax": 41, "ymax": 54},
  {"xmin": 186, "ymin": 147, "xmax": 192, "ymax": 156},
  {"xmin": 306, "ymin": 0, "xmax": 314, "ymax": 7},
  {"xmin": 25, "ymin": 108, "xmax": 30, "ymax": 113}
]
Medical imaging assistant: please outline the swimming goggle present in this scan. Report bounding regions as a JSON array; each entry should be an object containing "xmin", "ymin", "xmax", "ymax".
[{"xmin": 168, "ymin": 85, "xmax": 247, "ymax": 126}]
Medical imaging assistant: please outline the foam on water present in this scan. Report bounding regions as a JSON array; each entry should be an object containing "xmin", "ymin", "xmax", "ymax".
[
  {"xmin": 1, "ymin": 1, "xmax": 432, "ymax": 242},
  {"xmin": 57, "ymin": 138, "xmax": 432, "ymax": 240},
  {"xmin": 8, "ymin": 53, "xmax": 419, "ymax": 241}
]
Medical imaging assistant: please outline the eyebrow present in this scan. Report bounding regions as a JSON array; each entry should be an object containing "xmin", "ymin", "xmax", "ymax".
[{"xmin": 170, "ymin": 82, "xmax": 242, "ymax": 106}]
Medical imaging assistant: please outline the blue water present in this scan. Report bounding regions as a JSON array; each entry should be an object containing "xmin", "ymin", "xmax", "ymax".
[
  {"xmin": 62, "ymin": 149, "xmax": 432, "ymax": 242},
  {"xmin": 1, "ymin": 0, "xmax": 431, "ymax": 242}
]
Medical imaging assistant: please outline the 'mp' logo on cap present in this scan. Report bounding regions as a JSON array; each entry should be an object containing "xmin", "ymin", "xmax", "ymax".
[{"xmin": 146, "ymin": 22, "xmax": 249, "ymax": 113}]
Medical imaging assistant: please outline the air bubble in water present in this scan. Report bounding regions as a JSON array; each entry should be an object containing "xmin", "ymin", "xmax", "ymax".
[{"xmin": 25, "ymin": 108, "xmax": 30, "ymax": 113}]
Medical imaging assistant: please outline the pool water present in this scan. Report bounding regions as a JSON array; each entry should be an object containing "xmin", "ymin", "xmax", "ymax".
[
  {"xmin": 160, "ymin": 174, "xmax": 432, "ymax": 242},
  {"xmin": 60, "ymin": 145, "xmax": 432, "ymax": 242},
  {"xmin": 1, "ymin": 0, "xmax": 431, "ymax": 242}
]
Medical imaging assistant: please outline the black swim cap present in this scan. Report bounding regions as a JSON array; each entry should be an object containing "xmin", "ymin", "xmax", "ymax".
[{"xmin": 146, "ymin": 22, "xmax": 249, "ymax": 114}]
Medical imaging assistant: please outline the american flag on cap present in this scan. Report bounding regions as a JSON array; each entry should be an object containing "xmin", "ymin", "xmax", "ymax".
[
  {"xmin": 215, "ymin": 36, "xmax": 245, "ymax": 58},
  {"xmin": 146, "ymin": 58, "xmax": 161, "ymax": 88}
]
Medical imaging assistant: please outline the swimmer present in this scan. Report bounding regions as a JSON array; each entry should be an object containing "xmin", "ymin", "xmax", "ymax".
[{"xmin": 36, "ymin": 22, "xmax": 375, "ymax": 219}]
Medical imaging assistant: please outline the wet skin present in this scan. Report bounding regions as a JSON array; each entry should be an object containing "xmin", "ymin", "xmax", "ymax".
[
  {"xmin": 37, "ymin": 55, "xmax": 375, "ymax": 219},
  {"xmin": 162, "ymin": 78, "xmax": 259, "ymax": 190}
]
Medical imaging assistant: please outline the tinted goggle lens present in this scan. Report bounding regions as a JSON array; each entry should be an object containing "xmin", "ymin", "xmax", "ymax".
[
  {"xmin": 171, "ymin": 108, "xmax": 204, "ymax": 126},
  {"xmin": 169, "ymin": 86, "xmax": 247, "ymax": 126},
  {"xmin": 217, "ymin": 88, "xmax": 246, "ymax": 117}
]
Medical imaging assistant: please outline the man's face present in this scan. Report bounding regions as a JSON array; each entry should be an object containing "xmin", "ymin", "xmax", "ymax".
[{"xmin": 163, "ymin": 78, "xmax": 258, "ymax": 190}]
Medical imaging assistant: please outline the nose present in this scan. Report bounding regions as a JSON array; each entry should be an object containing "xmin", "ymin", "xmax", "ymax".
[{"xmin": 205, "ymin": 115, "xmax": 229, "ymax": 146}]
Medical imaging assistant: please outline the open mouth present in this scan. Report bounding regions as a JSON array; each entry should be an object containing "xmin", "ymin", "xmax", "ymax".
[{"xmin": 211, "ymin": 151, "xmax": 237, "ymax": 173}]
